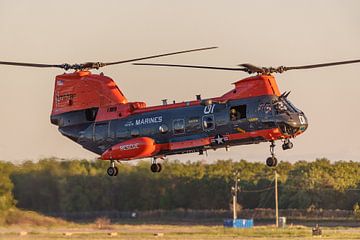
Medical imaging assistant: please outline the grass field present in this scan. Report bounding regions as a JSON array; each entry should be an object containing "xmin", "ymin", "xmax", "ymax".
[{"xmin": 1, "ymin": 224, "xmax": 360, "ymax": 240}]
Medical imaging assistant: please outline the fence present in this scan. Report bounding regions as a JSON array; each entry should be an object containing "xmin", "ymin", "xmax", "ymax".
[{"xmin": 47, "ymin": 208, "xmax": 356, "ymax": 222}]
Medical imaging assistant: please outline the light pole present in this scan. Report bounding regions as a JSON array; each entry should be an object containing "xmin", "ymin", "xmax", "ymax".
[
  {"xmin": 231, "ymin": 171, "xmax": 240, "ymax": 220},
  {"xmin": 275, "ymin": 170, "xmax": 279, "ymax": 227}
]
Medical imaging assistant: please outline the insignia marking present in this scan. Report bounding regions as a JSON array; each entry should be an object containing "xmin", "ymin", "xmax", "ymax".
[{"xmin": 211, "ymin": 134, "xmax": 229, "ymax": 145}]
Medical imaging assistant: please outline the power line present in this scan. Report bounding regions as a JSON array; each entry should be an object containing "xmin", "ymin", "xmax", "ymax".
[
  {"xmin": 240, "ymin": 185, "xmax": 274, "ymax": 193},
  {"xmin": 283, "ymin": 185, "xmax": 360, "ymax": 191}
]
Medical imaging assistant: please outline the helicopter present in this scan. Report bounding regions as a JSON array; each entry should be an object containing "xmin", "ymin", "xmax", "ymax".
[{"xmin": 1, "ymin": 49, "xmax": 360, "ymax": 176}]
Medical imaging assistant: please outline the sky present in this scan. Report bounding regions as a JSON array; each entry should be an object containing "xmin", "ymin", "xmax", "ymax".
[{"xmin": 0, "ymin": 0, "xmax": 359, "ymax": 163}]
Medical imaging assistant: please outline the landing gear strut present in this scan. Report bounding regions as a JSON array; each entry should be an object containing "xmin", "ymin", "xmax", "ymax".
[
  {"xmin": 266, "ymin": 141, "xmax": 278, "ymax": 167},
  {"xmin": 150, "ymin": 158, "xmax": 162, "ymax": 173},
  {"xmin": 107, "ymin": 160, "xmax": 118, "ymax": 177},
  {"xmin": 282, "ymin": 139, "xmax": 293, "ymax": 150}
]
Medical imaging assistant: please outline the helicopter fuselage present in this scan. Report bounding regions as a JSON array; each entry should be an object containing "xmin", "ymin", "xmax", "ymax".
[{"xmin": 50, "ymin": 71, "xmax": 308, "ymax": 162}]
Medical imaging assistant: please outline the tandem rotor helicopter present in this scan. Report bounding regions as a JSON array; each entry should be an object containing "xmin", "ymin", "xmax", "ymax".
[{"xmin": 1, "ymin": 47, "xmax": 360, "ymax": 176}]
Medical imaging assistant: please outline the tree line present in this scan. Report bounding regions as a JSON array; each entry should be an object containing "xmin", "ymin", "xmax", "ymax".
[{"xmin": 0, "ymin": 158, "xmax": 360, "ymax": 214}]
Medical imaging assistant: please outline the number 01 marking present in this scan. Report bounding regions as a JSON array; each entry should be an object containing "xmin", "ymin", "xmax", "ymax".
[
  {"xmin": 204, "ymin": 104, "xmax": 215, "ymax": 114},
  {"xmin": 299, "ymin": 115, "xmax": 306, "ymax": 124}
]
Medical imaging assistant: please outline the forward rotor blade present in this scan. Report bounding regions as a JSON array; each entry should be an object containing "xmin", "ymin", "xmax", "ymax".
[
  {"xmin": 0, "ymin": 47, "xmax": 217, "ymax": 71},
  {"xmin": 239, "ymin": 63, "xmax": 264, "ymax": 74},
  {"xmin": 104, "ymin": 47, "xmax": 218, "ymax": 66},
  {"xmin": 0, "ymin": 61, "xmax": 64, "ymax": 69},
  {"xmin": 284, "ymin": 59, "xmax": 360, "ymax": 71},
  {"xmin": 133, "ymin": 63, "xmax": 248, "ymax": 72}
]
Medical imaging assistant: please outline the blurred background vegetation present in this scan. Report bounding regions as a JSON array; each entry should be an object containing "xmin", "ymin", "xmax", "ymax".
[{"xmin": 1, "ymin": 158, "xmax": 360, "ymax": 217}]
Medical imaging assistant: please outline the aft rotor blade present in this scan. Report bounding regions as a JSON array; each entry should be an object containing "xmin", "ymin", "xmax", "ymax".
[
  {"xmin": 284, "ymin": 59, "xmax": 360, "ymax": 71},
  {"xmin": 242, "ymin": 59, "xmax": 360, "ymax": 74},
  {"xmin": 0, "ymin": 61, "xmax": 64, "ymax": 69},
  {"xmin": 104, "ymin": 47, "xmax": 218, "ymax": 66},
  {"xmin": 133, "ymin": 63, "xmax": 249, "ymax": 72}
]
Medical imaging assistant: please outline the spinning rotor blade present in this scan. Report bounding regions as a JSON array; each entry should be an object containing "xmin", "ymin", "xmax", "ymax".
[
  {"xmin": 133, "ymin": 63, "xmax": 249, "ymax": 72},
  {"xmin": 239, "ymin": 59, "xmax": 360, "ymax": 74},
  {"xmin": 104, "ymin": 47, "xmax": 217, "ymax": 66},
  {"xmin": 0, "ymin": 61, "xmax": 64, "ymax": 69},
  {"xmin": 281, "ymin": 59, "xmax": 360, "ymax": 71},
  {"xmin": 134, "ymin": 58, "xmax": 360, "ymax": 75},
  {"xmin": 0, "ymin": 46, "xmax": 217, "ymax": 71}
]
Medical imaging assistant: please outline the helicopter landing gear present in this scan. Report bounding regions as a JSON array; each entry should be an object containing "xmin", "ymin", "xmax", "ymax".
[
  {"xmin": 107, "ymin": 160, "xmax": 118, "ymax": 177},
  {"xmin": 266, "ymin": 141, "xmax": 278, "ymax": 167},
  {"xmin": 282, "ymin": 139, "xmax": 293, "ymax": 150},
  {"xmin": 150, "ymin": 158, "xmax": 162, "ymax": 173}
]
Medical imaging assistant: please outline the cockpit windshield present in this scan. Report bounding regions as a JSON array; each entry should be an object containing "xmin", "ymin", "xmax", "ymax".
[{"xmin": 273, "ymin": 97, "xmax": 301, "ymax": 114}]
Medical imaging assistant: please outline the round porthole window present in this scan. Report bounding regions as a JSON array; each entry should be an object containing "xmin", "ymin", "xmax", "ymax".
[{"xmin": 159, "ymin": 124, "xmax": 169, "ymax": 134}]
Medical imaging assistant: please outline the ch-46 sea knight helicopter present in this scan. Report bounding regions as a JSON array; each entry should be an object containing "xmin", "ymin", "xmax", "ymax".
[{"xmin": 1, "ymin": 47, "xmax": 360, "ymax": 176}]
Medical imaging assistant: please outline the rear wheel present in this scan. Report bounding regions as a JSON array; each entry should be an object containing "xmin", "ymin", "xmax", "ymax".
[
  {"xmin": 151, "ymin": 163, "xmax": 158, "ymax": 173},
  {"xmin": 107, "ymin": 167, "xmax": 116, "ymax": 176}
]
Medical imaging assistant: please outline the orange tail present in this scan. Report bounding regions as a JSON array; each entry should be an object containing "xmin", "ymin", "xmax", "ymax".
[{"xmin": 51, "ymin": 71, "xmax": 127, "ymax": 115}]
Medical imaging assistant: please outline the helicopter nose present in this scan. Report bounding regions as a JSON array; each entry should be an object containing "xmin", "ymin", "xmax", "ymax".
[
  {"xmin": 286, "ymin": 113, "xmax": 308, "ymax": 134},
  {"xmin": 277, "ymin": 112, "xmax": 308, "ymax": 136}
]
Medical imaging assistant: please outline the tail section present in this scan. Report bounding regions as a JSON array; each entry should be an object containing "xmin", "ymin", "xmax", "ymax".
[
  {"xmin": 51, "ymin": 71, "xmax": 127, "ymax": 117},
  {"xmin": 50, "ymin": 70, "xmax": 130, "ymax": 127}
]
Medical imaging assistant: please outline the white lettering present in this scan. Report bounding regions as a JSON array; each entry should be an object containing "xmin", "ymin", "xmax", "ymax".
[
  {"xmin": 204, "ymin": 104, "xmax": 215, "ymax": 114},
  {"xmin": 135, "ymin": 116, "xmax": 163, "ymax": 125},
  {"xmin": 120, "ymin": 143, "xmax": 140, "ymax": 151},
  {"xmin": 299, "ymin": 115, "xmax": 306, "ymax": 124}
]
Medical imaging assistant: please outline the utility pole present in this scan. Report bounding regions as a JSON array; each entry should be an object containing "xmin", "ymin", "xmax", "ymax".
[
  {"xmin": 275, "ymin": 170, "xmax": 279, "ymax": 227},
  {"xmin": 231, "ymin": 171, "xmax": 240, "ymax": 220}
]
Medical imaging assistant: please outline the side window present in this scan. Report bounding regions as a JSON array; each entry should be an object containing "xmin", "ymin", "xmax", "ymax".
[
  {"xmin": 187, "ymin": 117, "xmax": 201, "ymax": 132},
  {"xmin": 230, "ymin": 105, "xmax": 247, "ymax": 121},
  {"xmin": 173, "ymin": 119, "xmax": 185, "ymax": 135},
  {"xmin": 202, "ymin": 115, "xmax": 215, "ymax": 131}
]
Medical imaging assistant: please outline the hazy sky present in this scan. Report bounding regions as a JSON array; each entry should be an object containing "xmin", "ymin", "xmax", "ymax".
[{"xmin": 0, "ymin": 0, "xmax": 359, "ymax": 163}]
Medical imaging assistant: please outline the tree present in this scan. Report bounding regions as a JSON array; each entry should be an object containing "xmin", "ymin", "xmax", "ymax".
[{"xmin": 0, "ymin": 162, "xmax": 15, "ymax": 211}]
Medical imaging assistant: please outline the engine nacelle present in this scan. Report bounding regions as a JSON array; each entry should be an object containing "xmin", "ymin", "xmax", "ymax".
[{"xmin": 101, "ymin": 137, "xmax": 160, "ymax": 160}]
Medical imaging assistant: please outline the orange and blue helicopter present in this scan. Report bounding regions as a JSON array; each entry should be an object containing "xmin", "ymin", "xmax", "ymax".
[{"xmin": 1, "ymin": 47, "xmax": 359, "ymax": 176}]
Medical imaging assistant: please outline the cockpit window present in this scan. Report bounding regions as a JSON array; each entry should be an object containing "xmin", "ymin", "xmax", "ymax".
[
  {"xmin": 257, "ymin": 102, "xmax": 273, "ymax": 115},
  {"xmin": 273, "ymin": 98, "xmax": 300, "ymax": 114},
  {"xmin": 274, "ymin": 100, "xmax": 289, "ymax": 114}
]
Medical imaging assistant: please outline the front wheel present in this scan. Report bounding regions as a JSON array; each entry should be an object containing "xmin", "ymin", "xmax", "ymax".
[{"xmin": 150, "ymin": 163, "xmax": 162, "ymax": 173}]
